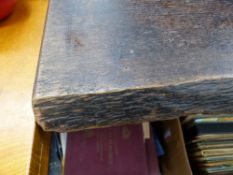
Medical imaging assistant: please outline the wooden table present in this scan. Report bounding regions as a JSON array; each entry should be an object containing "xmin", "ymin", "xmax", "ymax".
[
  {"xmin": 0, "ymin": 1, "xmax": 50, "ymax": 174},
  {"xmin": 33, "ymin": 0, "xmax": 233, "ymax": 132}
]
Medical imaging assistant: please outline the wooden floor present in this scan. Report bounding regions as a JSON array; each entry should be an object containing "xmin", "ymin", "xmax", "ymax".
[{"xmin": 0, "ymin": 1, "xmax": 50, "ymax": 174}]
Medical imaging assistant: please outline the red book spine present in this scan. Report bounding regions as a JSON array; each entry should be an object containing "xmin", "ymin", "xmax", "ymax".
[{"xmin": 65, "ymin": 124, "xmax": 148, "ymax": 175}]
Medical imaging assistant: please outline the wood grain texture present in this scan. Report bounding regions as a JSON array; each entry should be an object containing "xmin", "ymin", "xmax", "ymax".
[
  {"xmin": 0, "ymin": 0, "xmax": 50, "ymax": 174},
  {"xmin": 29, "ymin": 125, "xmax": 51, "ymax": 175},
  {"xmin": 33, "ymin": 0, "xmax": 233, "ymax": 132}
]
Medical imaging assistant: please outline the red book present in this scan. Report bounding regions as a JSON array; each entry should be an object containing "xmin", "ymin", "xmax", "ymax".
[{"xmin": 65, "ymin": 124, "xmax": 148, "ymax": 175}]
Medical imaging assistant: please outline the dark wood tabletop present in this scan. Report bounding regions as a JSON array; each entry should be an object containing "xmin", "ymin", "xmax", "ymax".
[{"xmin": 33, "ymin": 0, "xmax": 233, "ymax": 132}]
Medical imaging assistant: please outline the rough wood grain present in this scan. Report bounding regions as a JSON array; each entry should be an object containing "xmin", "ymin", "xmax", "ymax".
[
  {"xmin": 0, "ymin": 0, "xmax": 50, "ymax": 174},
  {"xmin": 33, "ymin": 0, "xmax": 233, "ymax": 132}
]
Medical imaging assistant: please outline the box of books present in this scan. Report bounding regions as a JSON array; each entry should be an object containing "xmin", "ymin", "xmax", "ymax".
[{"xmin": 55, "ymin": 119, "xmax": 192, "ymax": 175}]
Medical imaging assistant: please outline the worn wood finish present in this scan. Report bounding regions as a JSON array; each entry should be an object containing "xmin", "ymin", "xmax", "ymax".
[
  {"xmin": 33, "ymin": 0, "xmax": 233, "ymax": 132},
  {"xmin": 0, "ymin": 0, "xmax": 50, "ymax": 174}
]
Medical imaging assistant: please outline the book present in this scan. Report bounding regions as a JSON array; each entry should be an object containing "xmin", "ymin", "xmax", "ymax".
[
  {"xmin": 48, "ymin": 133, "xmax": 62, "ymax": 175},
  {"xmin": 145, "ymin": 138, "xmax": 161, "ymax": 175},
  {"xmin": 182, "ymin": 115, "xmax": 233, "ymax": 175},
  {"xmin": 182, "ymin": 115, "xmax": 233, "ymax": 141},
  {"xmin": 190, "ymin": 148, "xmax": 233, "ymax": 157},
  {"xmin": 187, "ymin": 139, "xmax": 233, "ymax": 151},
  {"xmin": 182, "ymin": 115, "xmax": 233, "ymax": 126},
  {"xmin": 196, "ymin": 160, "xmax": 233, "ymax": 168},
  {"xmin": 144, "ymin": 122, "xmax": 161, "ymax": 175},
  {"xmin": 65, "ymin": 124, "xmax": 148, "ymax": 175}
]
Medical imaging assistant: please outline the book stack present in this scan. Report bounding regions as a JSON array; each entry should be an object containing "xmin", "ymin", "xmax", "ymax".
[
  {"xmin": 182, "ymin": 115, "xmax": 233, "ymax": 175},
  {"xmin": 64, "ymin": 124, "xmax": 161, "ymax": 175}
]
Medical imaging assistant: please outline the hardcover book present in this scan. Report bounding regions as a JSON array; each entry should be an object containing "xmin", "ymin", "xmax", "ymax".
[
  {"xmin": 65, "ymin": 124, "xmax": 148, "ymax": 175},
  {"xmin": 182, "ymin": 115, "xmax": 233, "ymax": 175},
  {"xmin": 145, "ymin": 138, "xmax": 161, "ymax": 175}
]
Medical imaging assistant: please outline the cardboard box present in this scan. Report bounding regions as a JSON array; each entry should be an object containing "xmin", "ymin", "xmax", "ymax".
[
  {"xmin": 156, "ymin": 119, "xmax": 193, "ymax": 175},
  {"xmin": 56, "ymin": 119, "xmax": 193, "ymax": 175},
  {"xmin": 29, "ymin": 125, "xmax": 51, "ymax": 175}
]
